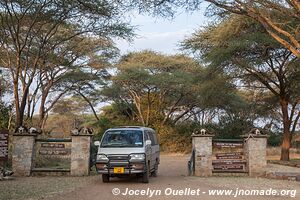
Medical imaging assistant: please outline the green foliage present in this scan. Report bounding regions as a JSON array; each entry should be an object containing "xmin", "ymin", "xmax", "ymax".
[
  {"xmin": 0, "ymin": 101, "xmax": 11, "ymax": 129},
  {"xmin": 214, "ymin": 117, "xmax": 253, "ymax": 139},
  {"xmin": 98, "ymin": 49, "xmax": 271, "ymax": 152},
  {"xmin": 268, "ymin": 133, "xmax": 283, "ymax": 147},
  {"xmin": 0, "ymin": 0, "xmax": 134, "ymax": 127},
  {"xmin": 182, "ymin": 14, "xmax": 300, "ymax": 140},
  {"xmin": 103, "ymin": 50, "xmax": 240, "ymax": 128}
]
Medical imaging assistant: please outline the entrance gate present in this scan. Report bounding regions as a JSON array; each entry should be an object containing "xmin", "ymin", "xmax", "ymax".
[
  {"xmin": 189, "ymin": 129, "xmax": 268, "ymax": 177},
  {"xmin": 12, "ymin": 131, "xmax": 93, "ymax": 176}
]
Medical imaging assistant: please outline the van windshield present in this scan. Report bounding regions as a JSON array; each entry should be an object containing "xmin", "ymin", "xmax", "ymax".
[{"xmin": 101, "ymin": 130, "xmax": 143, "ymax": 148}]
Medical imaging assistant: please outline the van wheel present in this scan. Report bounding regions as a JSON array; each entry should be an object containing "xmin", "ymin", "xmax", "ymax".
[
  {"xmin": 102, "ymin": 174, "xmax": 109, "ymax": 183},
  {"xmin": 151, "ymin": 162, "xmax": 158, "ymax": 177},
  {"xmin": 142, "ymin": 163, "xmax": 150, "ymax": 183}
]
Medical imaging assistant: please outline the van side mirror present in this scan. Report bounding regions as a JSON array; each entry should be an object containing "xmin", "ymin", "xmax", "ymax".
[
  {"xmin": 145, "ymin": 140, "xmax": 152, "ymax": 146},
  {"xmin": 94, "ymin": 141, "xmax": 100, "ymax": 146}
]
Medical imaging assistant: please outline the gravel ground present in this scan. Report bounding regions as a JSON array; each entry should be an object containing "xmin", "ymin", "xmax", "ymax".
[
  {"xmin": 1, "ymin": 155, "xmax": 299, "ymax": 200},
  {"xmin": 267, "ymin": 164, "xmax": 300, "ymax": 173},
  {"xmin": 0, "ymin": 176, "xmax": 97, "ymax": 200}
]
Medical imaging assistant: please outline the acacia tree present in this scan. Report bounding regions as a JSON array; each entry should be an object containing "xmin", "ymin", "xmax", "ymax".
[
  {"xmin": 125, "ymin": 0, "xmax": 300, "ymax": 57},
  {"xmin": 103, "ymin": 51, "xmax": 238, "ymax": 127},
  {"xmin": 36, "ymin": 32, "xmax": 117, "ymax": 128},
  {"xmin": 182, "ymin": 15, "xmax": 300, "ymax": 160},
  {"xmin": 205, "ymin": 0, "xmax": 300, "ymax": 58},
  {"xmin": 0, "ymin": 0, "xmax": 132, "ymax": 127},
  {"xmin": 114, "ymin": 51, "xmax": 201, "ymax": 126}
]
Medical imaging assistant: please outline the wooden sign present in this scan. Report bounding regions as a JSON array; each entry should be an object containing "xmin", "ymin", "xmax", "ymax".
[
  {"xmin": 41, "ymin": 143, "xmax": 65, "ymax": 148},
  {"xmin": 213, "ymin": 160, "xmax": 246, "ymax": 171},
  {"xmin": 213, "ymin": 139, "xmax": 247, "ymax": 172},
  {"xmin": 39, "ymin": 149, "xmax": 69, "ymax": 155},
  {"xmin": 0, "ymin": 129, "xmax": 9, "ymax": 161},
  {"xmin": 39, "ymin": 142, "xmax": 69, "ymax": 155},
  {"xmin": 213, "ymin": 160, "xmax": 246, "ymax": 164},
  {"xmin": 213, "ymin": 163, "xmax": 245, "ymax": 171},
  {"xmin": 213, "ymin": 142, "xmax": 243, "ymax": 148},
  {"xmin": 0, "ymin": 140, "xmax": 8, "ymax": 146},
  {"xmin": 216, "ymin": 152, "xmax": 243, "ymax": 160}
]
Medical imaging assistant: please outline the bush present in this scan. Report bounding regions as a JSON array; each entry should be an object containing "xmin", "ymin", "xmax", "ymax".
[
  {"xmin": 0, "ymin": 101, "xmax": 12, "ymax": 129},
  {"xmin": 268, "ymin": 132, "xmax": 282, "ymax": 147}
]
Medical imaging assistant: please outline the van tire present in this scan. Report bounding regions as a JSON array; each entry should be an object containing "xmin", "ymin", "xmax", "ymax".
[
  {"xmin": 102, "ymin": 174, "xmax": 109, "ymax": 183},
  {"xmin": 142, "ymin": 163, "xmax": 150, "ymax": 183},
  {"xmin": 151, "ymin": 161, "xmax": 158, "ymax": 177}
]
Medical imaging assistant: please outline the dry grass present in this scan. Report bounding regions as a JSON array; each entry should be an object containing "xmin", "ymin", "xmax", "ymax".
[{"xmin": 267, "ymin": 147, "xmax": 300, "ymax": 160}]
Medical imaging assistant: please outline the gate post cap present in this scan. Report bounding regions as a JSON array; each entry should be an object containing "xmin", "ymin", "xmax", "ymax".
[{"xmin": 192, "ymin": 128, "xmax": 215, "ymax": 137}]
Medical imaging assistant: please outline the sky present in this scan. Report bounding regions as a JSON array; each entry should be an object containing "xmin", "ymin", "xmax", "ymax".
[{"xmin": 115, "ymin": 6, "xmax": 210, "ymax": 55}]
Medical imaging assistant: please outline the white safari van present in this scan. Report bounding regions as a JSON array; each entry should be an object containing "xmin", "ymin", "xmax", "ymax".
[{"xmin": 94, "ymin": 126, "xmax": 160, "ymax": 183}]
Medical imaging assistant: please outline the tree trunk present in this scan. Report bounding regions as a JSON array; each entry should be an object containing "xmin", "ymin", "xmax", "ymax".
[
  {"xmin": 18, "ymin": 85, "xmax": 31, "ymax": 126},
  {"xmin": 38, "ymin": 84, "xmax": 52, "ymax": 129},
  {"xmin": 26, "ymin": 95, "xmax": 31, "ymax": 119},
  {"xmin": 280, "ymin": 98, "xmax": 291, "ymax": 161},
  {"xmin": 77, "ymin": 91, "xmax": 100, "ymax": 121},
  {"xmin": 13, "ymin": 80, "xmax": 22, "ymax": 127},
  {"xmin": 38, "ymin": 93, "xmax": 47, "ymax": 128},
  {"xmin": 39, "ymin": 107, "xmax": 46, "ymax": 128}
]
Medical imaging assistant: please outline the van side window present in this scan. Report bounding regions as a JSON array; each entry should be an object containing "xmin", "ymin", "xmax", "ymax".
[
  {"xmin": 147, "ymin": 131, "xmax": 157, "ymax": 146},
  {"xmin": 144, "ymin": 131, "xmax": 150, "ymax": 142},
  {"xmin": 152, "ymin": 131, "xmax": 158, "ymax": 145}
]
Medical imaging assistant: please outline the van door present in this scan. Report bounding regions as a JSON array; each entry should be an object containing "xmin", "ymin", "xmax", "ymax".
[
  {"xmin": 149, "ymin": 130, "xmax": 159, "ymax": 167},
  {"xmin": 144, "ymin": 131, "xmax": 152, "ymax": 169},
  {"xmin": 146, "ymin": 130, "xmax": 157, "ymax": 170},
  {"xmin": 153, "ymin": 131, "xmax": 159, "ymax": 164}
]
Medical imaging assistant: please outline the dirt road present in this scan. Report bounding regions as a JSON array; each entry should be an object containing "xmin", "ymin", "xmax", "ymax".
[{"xmin": 46, "ymin": 155, "xmax": 299, "ymax": 200}]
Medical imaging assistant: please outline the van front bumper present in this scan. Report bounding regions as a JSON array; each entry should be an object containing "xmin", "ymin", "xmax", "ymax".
[{"xmin": 96, "ymin": 161, "xmax": 145, "ymax": 175}]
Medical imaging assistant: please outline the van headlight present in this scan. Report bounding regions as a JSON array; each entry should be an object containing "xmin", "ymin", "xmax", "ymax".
[
  {"xmin": 130, "ymin": 154, "xmax": 145, "ymax": 162},
  {"xmin": 96, "ymin": 154, "xmax": 109, "ymax": 161}
]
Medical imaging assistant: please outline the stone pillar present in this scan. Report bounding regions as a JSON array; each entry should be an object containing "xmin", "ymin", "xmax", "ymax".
[
  {"xmin": 242, "ymin": 134, "xmax": 268, "ymax": 176},
  {"xmin": 71, "ymin": 134, "xmax": 92, "ymax": 176},
  {"xmin": 12, "ymin": 134, "xmax": 36, "ymax": 176},
  {"xmin": 192, "ymin": 134, "xmax": 214, "ymax": 177}
]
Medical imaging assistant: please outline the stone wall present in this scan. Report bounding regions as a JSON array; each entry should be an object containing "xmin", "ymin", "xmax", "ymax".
[
  {"xmin": 242, "ymin": 135, "xmax": 268, "ymax": 176},
  {"xmin": 192, "ymin": 132, "xmax": 268, "ymax": 177},
  {"xmin": 192, "ymin": 135, "xmax": 214, "ymax": 177},
  {"xmin": 12, "ymin": 134, "xmax": 36, "ymax": 176},
  {"xmin": 70, "ymin": 135, "xmax": 92, "ymax": 176},
  {"xmin": 12, "ymin": 133, "xmax": 93, "ymax": 176}
]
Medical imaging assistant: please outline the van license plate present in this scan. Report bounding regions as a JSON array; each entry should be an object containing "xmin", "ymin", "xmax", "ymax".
[{"xmin": 114, "ymin": 167, "xmax": 124, "ymax": 173}]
